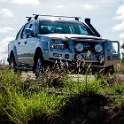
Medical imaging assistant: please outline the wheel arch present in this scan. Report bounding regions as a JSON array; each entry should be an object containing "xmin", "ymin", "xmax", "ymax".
[
  {"xmin": 34, "ymin": 47, "xmax": 43, "ymax": 63},
  {"xmin": 9, "ymin": 44, "xmax": 19, "ymax": 64},
  {"xmin": 10, "ymin": 50, "xmax": 14, "ymax": 57}
]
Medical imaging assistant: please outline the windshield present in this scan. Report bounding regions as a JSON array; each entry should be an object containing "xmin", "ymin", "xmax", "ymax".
[{"xmin": 39, "ymin": 21, "xmax": 94, "ymax": 35}]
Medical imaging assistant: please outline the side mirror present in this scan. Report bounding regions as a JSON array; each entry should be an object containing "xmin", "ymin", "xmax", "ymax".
[{"xmin": 24, "ymin": 28, "xmax": 34, "ymax": 36}]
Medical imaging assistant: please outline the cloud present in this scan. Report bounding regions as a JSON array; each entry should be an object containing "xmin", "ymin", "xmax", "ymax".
[
  {"xmin": 115, "ymin": 4, "xmax": 124, "ymax": 20},
  {"xmin": 0, "ymin": 8, "xmax": 13, "ymax": 17},
  {"xmin": 0, "ymin": 0, "xmax": 8, "ymax": 1},
  {"xmin": 119, "ymin": 33, "xmax": 124, "ymax": 39},
  {"xmin": 55, "ymin": 5, "xmax": 65, "ymax": 9},
  {"xmin": 102, "ymin": 0, "xmax": 107, "ymax": 2},
  {"xmin": 10, "ymin": 0, "xmax": 40, "ymax": 5},
  {"xmin": 80, "ymin": 4, "xmax": 97, "ymax": 10},
  {"xmin": 0, "ymin": 27, "xmax": 14, "ymax": 33},
  {"xmin": 102, "ymin": 0, "xmax": 117, "ymax": 3},
  {"xmin": 112, "ymin": 21, "xmax": 124, "ymax": 31},
  {"xmin": 0, "ymin": 37, "xmax": 14, "ymax": 62},
  {"xmin": 113, "ymin": 4, "xmax": 124, "ymax": 43}
]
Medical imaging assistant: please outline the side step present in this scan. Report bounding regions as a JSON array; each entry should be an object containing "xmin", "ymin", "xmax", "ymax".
[{"xmin": 16, "ymin": 66, "xmax": 33, "ymax": 71}]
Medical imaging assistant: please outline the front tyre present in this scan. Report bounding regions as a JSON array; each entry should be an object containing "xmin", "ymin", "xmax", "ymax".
[
  {"xmin": 106, "ymin": 65, "xmax": 114, "ymax": 75},
  {"xmin": 34, "ymin": 54, "xmax": 45, "ymax": 77}
]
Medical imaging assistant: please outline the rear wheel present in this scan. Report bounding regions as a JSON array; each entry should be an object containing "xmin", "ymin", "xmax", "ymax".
[
  {"xmin": 34, "ymin": 54, "xmax": 45, "ymax": 77},
  {"xmin": 9, "ymin": 57, "xmax": 16, "ymax": 69}
]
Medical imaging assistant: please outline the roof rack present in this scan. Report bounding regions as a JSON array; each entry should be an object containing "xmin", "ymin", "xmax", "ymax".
[
  {"xmin": 33, "ymin": 14, "xmax": 80, "ymax": 21},
  {"xmin": 26, "ymin": 17, "xmax": 33, "ymax": 22}
]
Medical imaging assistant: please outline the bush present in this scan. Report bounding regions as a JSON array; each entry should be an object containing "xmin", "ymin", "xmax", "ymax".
[
  {"xmin": 120, "ymin": 58, "xmax": 124, "ymax": 64},
  {"xmin": 120, "ymin": 64, "xmax": 124, "ymax": 73}
]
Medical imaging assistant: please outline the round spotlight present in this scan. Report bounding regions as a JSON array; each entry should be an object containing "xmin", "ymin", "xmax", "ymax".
[
  {"xmin": 95, "ymin": 44, "xmax": 103, "ymax": 53},
  {"xmin": 75, "ymin": 43, "xmax": 84, "ymax": 52}
]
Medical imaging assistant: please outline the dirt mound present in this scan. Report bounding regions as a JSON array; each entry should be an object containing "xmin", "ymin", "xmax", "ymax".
[{"xmin": 40, "ymin": 94, "xmax": 124, "ymax": 124}]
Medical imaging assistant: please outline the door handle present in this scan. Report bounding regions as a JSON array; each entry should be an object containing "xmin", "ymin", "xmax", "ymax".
[
  {"xmin": 24, "ymin": 41, "xmax": 27, "ymax": 44},
  {"xmin": 18, "ymin": 42, "xmax": 20, "ymax": 45}
]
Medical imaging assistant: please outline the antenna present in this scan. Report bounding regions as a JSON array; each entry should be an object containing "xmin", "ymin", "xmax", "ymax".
[
  {"xmin": 33, "ymin": 14, "xmax": 80, "ymax": 20},
  {"xmin": 75, "ymin": 17, "xmax": 79, "ymax": 21}
]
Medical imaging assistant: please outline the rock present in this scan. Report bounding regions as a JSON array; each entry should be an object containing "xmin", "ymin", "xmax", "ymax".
[
  {"xmin": 103, "ymin": 106, "xmax": 110, "ymax": 110},
  {"xmin": 81, "ymin": 97, "xmax": 91, "ymax": 106},
  {"xmin": 80, "ymin": 119, "xmax": 88, "ymax": 124},
  {"xmin": 70, "ymin": 116, "xmax": 87, "ymax": 124},
  {"xmin": 70, "ymin": 120, "xmax": 77, "ymax": 124},
  {"xmin": 88, "ymin": 111, "xmax": 98, "ymax": 120},
  {"xmin": 51, "ymin": 77, "xmax": 64, "ymax": 87}
]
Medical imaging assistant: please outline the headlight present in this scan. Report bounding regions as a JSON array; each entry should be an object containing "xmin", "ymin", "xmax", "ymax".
[
  {"xmin": 50, "ymin": 39, "xmax": 65, "ymax": 50},
  {"xmin": 75, "ymin": 43, "xmax": 84, "ymax": 52},
  {"xmin": 95, "ymin": 44, "xmax": 103, "ymax": 53}
]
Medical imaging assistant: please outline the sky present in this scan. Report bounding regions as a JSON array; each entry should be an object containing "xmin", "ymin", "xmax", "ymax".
[{"xmin": 0, "ymin": 0, "xmax": 124, "ymax": 63}]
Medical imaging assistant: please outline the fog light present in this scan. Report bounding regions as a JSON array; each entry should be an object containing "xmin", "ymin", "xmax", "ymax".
[
  {"xmin": 53, "ymin": 53, "xmax": 62, "ymax": 57},
  {"xmin": 65, "ymin": 54, "xmax": 69, "ymax": 59},
  {"xmin": 107, "ymin": 56, "xmax": 111, "ymax": 60}
]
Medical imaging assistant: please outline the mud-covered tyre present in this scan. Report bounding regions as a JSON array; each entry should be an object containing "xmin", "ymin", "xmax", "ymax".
[
  {"xmin": 34, "ymin": 53, "xmax": 45, "ymax": 77},
  {"xmin": 105, "ymin": 65, "xmax": 114, "ymax": 75}
]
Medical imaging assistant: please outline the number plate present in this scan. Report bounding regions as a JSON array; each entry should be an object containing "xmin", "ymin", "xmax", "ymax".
[{"xmin": 82, "ymin": 54, "xmax": 97, "ymax": 60}]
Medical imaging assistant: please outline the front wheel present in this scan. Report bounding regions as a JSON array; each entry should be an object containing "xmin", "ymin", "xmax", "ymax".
[
  {"xmin": 105, "ymin": 65, "xmax": 114, "ymax": 75},
  {"xmin": 34, "ymin": 54, "xmax": 45, "ymax": 77}
]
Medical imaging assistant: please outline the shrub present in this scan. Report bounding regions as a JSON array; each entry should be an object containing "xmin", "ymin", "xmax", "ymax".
[{"xmin": 120, "ymin": 58, "xmax": 124, "ymax": 64}]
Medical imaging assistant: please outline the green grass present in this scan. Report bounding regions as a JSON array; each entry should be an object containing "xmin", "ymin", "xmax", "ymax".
[
  {"xmin": 120, "ymin": 58, "xmax": 124, "ymax": 73},
  {"xmin": 0, "ymin": 65, "xmax": 124, "ymax": 124},
  {"xmin": 120, "ymin": 58, "xmax": 124, "ymax": 64},
  {"xmin": 0, "ymin": 70, "xmax": 65, "ymax": 122},
  {"xmin": 120, "ymin": 64, "xmax": 124, "ymax": 73}
]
